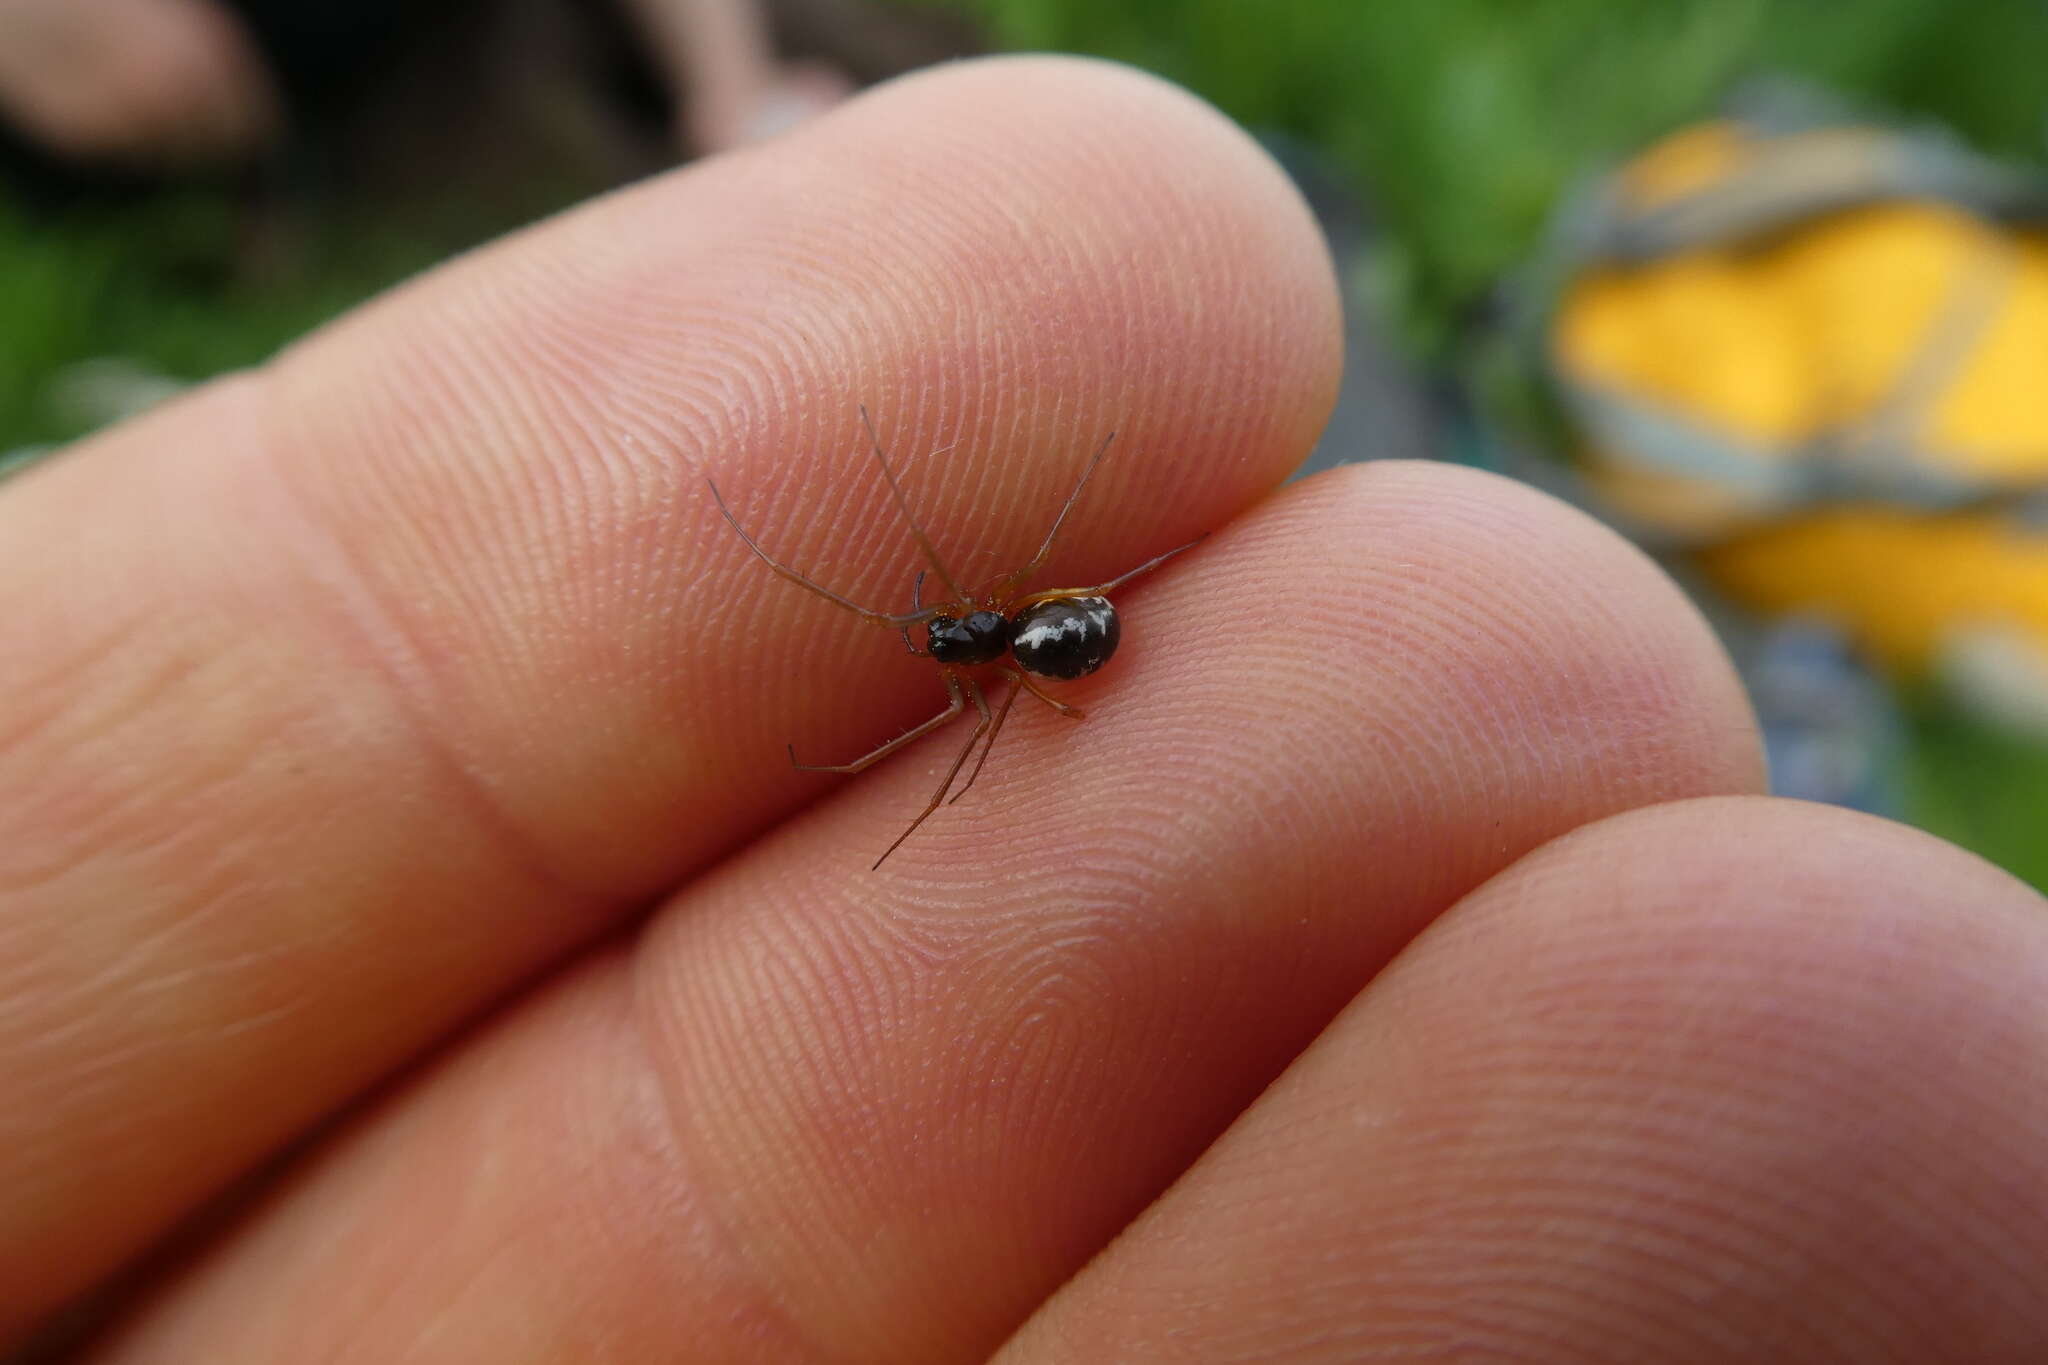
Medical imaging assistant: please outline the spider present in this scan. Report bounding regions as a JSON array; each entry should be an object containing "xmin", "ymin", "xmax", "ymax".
[{"xmin": 707, "ymin": 408, "xmax": 1203, "ymax": 868}]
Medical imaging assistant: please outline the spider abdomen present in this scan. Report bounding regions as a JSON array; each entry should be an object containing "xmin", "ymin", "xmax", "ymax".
[{"xmin": 1009, "ymin": 595, "xmax": 1119, "ymax": 679}]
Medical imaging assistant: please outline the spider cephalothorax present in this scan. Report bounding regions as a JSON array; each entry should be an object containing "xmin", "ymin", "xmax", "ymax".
[{"xmin": 924, "ymin": 608, "xmax": 1007, "ymax": 667}]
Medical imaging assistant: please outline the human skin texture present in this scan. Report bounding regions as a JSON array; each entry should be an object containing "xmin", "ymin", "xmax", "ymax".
[{"xmin": 2, "ymin": 55, "xmax": 2044, "ymax": 1364}]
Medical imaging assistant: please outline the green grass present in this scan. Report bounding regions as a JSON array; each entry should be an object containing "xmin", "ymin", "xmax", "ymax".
[
  {"xmin": 1906, "ymin": 700, "xmax": 2048, "ymax": 890},
  {"xmin": 0, "ymin": 190, "xmax": 450, "ymax": 447}
]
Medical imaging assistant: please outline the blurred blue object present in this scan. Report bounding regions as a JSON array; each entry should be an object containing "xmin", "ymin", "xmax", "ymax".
[
  {"xmin": 1745, "ymin": 617, "xmax": 1904, "ymax": 815},
  {"xmin": 1257, "ymin": 132, "xmax": 1438, "ymax": 479}
]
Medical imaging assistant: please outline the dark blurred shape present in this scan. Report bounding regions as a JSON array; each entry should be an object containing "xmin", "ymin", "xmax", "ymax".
[
  {"xmin": 226, "ymin": 0, "xmax": 474, "ymax": 114},
  {"xmin": 0, "ymin": 0, "xmax": 979, "ymax": 218}
]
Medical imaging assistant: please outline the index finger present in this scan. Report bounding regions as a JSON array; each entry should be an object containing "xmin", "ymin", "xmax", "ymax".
[{"xmin": 0, "ymin": 55, "xmax": 1340, "ymax": 1339}]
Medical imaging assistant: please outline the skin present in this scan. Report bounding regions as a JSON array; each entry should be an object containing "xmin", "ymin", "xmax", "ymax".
[
  {"xmin": 0, "ymin": 0, "xmax": 279, "ymax": 168},
  {"xmin": 1, "ymin": 56, "xmax": 2044, "ymax": 1363}
]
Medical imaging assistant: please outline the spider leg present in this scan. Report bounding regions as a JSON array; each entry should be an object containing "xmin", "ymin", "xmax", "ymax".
[
  {"xmin": 859, "ymin": 406, "xmax": 973, "ymax": 605},
  {"xmin": 947, "ymin": 669, "xmax": 1023, "ymax": 806},
  {"xmin": 1011, "ymin": 668, "xmax": 1084, "ymax": 719},
  {"xmin": 873, "ymin": 674, "xmax": 993, "ymax": 868},
  {"xmin": 708, "ymin": 478, "xmax": 943, "ymax": 630},
  {"xmin": 789, "ymin": 670, "xmax": 965, "ymax": 773},
  {"xmin": 990, "ymin": 429, "xmax": 1116, "ymax": 600},
  {"xmin": 1008, "ymin": 533, "xmax": 1208, "ymax": 610},
  {"xmin": 900, "ymin": 570, "xmax": 932, "ymax": 656}
]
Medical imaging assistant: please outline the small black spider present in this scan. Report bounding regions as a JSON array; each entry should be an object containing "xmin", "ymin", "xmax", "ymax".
[{"xmin": 707, "ymin": 409, "xmax": 1202, "ymax": 867}]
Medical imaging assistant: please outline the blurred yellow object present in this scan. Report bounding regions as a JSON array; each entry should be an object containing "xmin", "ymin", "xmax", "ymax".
[
  {"xmin": 1697, "ymin": 508, "xmax": 2048, "ymax": 672},
  {"xmin": 1561, "ymin": 202, "xmax": 2048, "ymax": 500},
  {"xmin": 1546, "ymin": 107, "xmax": 2048, "ymax": 693}
]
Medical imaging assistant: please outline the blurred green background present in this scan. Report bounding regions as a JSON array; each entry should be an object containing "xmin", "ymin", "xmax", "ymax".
[{"xmin": 6, "ymin": 0, "xmax": 2047, "ymax": 882}]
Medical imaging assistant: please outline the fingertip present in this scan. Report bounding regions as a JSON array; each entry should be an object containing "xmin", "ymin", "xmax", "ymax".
[{"xmin": 1002, "ymin": 797, "xmax": 2048, "ymax": 1361}]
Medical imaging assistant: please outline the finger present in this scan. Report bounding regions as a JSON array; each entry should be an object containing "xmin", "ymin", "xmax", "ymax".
[
  {"xmin": 0, "ymin": 56, "xmax": 1339, "ymax": 1338},
  {"xmin": 91, "ymin": 464, "xmax": 1764, "ymax": 1361},
  {"xmin": 122, "ymin": 0, "xmax": 281, "ymax": 166},
  {"xmin": 998, "ymin": 797, "xmax": 2048, "ymax": 1363},
  {"xmin": 0, "ymin": 0, "xmax": 273, "ymax": 166}
]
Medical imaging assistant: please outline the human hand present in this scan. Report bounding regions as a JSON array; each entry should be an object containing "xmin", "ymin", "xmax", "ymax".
[
  {"xmin": 5, "ymin": 58, "xmax": 2046, "ymax": 1362},
  {"xmin": 0, "ymin": 0, "xmax": 278, "ymax": 169}
]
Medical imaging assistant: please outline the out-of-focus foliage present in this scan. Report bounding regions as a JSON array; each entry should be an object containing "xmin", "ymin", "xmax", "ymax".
[
  {"xmin": 1908, "ymin": 693, "xmax": 2048, "ymax": 889},
  {"xmin": 0, "ymin": 191, "xmax": 443, "ymax": 447},
  {"xmin": 955, "ymin": 0, "xmax": 2048, "ymax": 348}
]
